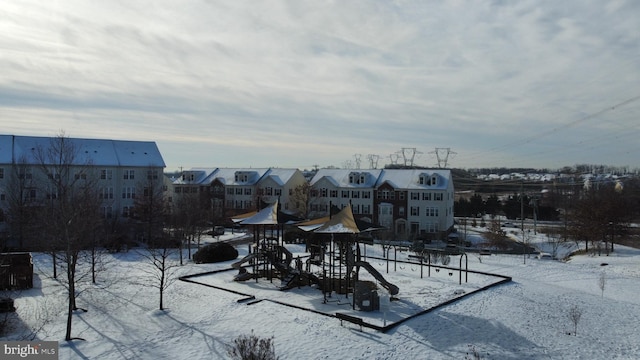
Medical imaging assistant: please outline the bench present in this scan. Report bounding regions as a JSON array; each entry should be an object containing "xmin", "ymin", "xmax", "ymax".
[{"xmin": 335, "ymin": 312, "xmax": 364, "ymax": 331}]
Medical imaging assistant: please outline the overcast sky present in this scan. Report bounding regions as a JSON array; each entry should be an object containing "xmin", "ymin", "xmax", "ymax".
[{"xmin": 1, "ymin": 0, "xmax": 639, "ymax": 171}]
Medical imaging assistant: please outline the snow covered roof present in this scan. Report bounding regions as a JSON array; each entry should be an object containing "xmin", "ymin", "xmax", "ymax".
[
  {"xmin": 0, "ymin": 135, "xmax": 165, "ymax": 167},
  {"xmin": 310, "ymin": 169, "xmax": 383, "ymax": 188},
  {"xmin": 375, "ymin": 169, "xmax": 451, "ymax": 190},
  {"xmin": 261, "ymin": 168, "xmax": 300, "ymax": 187},
  {"xmin": 208, "ymin": 168, "xmax": 270, "ymax": 186}
]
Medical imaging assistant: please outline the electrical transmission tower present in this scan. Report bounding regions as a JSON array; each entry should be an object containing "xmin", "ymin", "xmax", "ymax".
[
  {"xmin": 367, "ymin": 154, "xmax": 380, "ymax": 169},
  {"xmin": 430, "ymin": 147, "xmax": 457, "ymax": 168},
  {"xmin": 389, "ymin": 153, "xmax": 400, "ymax": 165},
  {"xmin": 399, "ymin": 147, "xmax": 423, "ymax": 167},
  {"xmin": 353, "ymin": 154, "xmax": 362, "ymax": 169}
]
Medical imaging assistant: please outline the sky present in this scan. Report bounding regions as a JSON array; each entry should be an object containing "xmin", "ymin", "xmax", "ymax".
[{"xmin": 1, "ymin": 0, "xmax": 639, "ymax": 172}]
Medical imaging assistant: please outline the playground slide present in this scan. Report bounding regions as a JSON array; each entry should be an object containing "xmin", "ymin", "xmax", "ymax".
[
  {"xmin": 231, "ymin": 253, "xmax": 260, "ymax": 269},
  {"xmin": 355, "ymin": 261, "xmax": 399, "ymax": 296}
]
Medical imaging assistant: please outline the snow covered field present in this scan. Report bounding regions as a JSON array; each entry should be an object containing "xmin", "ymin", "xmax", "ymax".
[{"xmin": 5, "ymin": 231, "xmax": 640, "ymax": 359}]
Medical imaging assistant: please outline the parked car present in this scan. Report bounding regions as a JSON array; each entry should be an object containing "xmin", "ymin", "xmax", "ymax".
[{"xmin": 536, "ymin": 252, "xmax": 553, "ymax": 260}]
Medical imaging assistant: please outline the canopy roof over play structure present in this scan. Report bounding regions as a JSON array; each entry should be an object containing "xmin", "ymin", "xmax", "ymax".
[
  {"xmin": 233, "ymin": 203, "xmax": 385, "ymax": 233},
  {"xmin": 231, "ymin": 201, "xmax": 302, "ymax": 225}
]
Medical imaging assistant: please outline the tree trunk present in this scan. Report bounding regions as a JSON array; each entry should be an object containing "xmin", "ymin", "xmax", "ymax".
[
  {"xmin": 52, "ymin": 252, "xmax": 57, "ymax": 279},
  {"xmin": 65, "ymin": 260, "xmax": 75, "ymax": 341}
]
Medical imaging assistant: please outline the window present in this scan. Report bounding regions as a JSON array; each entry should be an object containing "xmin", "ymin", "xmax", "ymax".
[
  {"xmin": 227, "ymin": 188, "xmax": 234, "ymax": 195},
  {"xmin": 147, "ymin": 170, "xmax": 158, "ymax": 180},
  {"xmin": 101, "ymin": 169, "xmax": 113, "ymax": 180},
  {"xmin": 122, "ymin": 187, "xmax": 135, "ymax": 199},
  {"xmin": 0, "ymin": 193, "xmax": 5, "ymax": 201},
  {"xmin": 399, "ymin": 192, "xmax": 405, "ymax": 200},
  {"xmin": 245, "ymin": 188, "xmax": 252, "ymax": 195},
  {"xmin": 123, "ymin": 206, "xmax": 132, "ymax": 218},
  {"xmin": 124, "ymin": 170, "xmax": 135, "ymax": 180},
  {"xmin": 422, "ymin": 192, "xmax": 432, "ymax": 201},
  {"xmin": 235, "ymin": 188, "xmax": 242, "ymax": 195},
  {"xmin": 29, "ymin": 189, "xmax": 37, "ymax": 199},
  {"xmin": 410, "ymin": 207, "xmax": 419, "ymax": 216},
  {"xmin": 266, "ymin": 187, "xmax": 273, "ymax": 196},
  {"xmin": 101, "ymin": 206, "xmax": 113, "ymax": 219},
  {"xmin": 399, "ymin": 206, "xmax": 405, "ymax": 216},
  {"xmin": 274, "ymin": 189, "xmax": 281, "ymax": 196},
  {"xmin": 410, "ymin": 192, "xmax": 419, "ymax": 200},
  {"xmin": 191, "ymin": 187, "xmax": 198, "ymax": 193},
  {"xmin": 100, "ymin": 187, "xmax": 114, "ymax": 199},
  {"xmin": 351, "ymin": 190, "xmax": 359, "ymax": 198},
  {"xmin": 362, "ymin": 191, "xmax": 370, "ymax": 199},
  {"xmin": 310, "ymin": 189, "xmax": 318, "ymax": 197},
  {"xmin": 379, "ymin": 204, "xmax": 392, "ymax": 215},
  {"xmin": 175, "ymin": 187, "xmax": 182, "ymax": 194},
  {"xmin": 47, "ymin": 187, "xmax": 58, "ymax": 200},
  {"xmin": 434, "ymin": 193, "xmax": 443, "ymax": 201},
  {"xmin": 425, "ymin": 207, "xmax": 438, "ymax": 216},
  {"xmin": 362, "ymin": 205, "xmax": 371, "ymax": 215},
  {"xmin": 330, "ymin": 190, "xmax": 338, "ymax": 198},
  {"xmin": 320, "ymin": 188, "xmax": 327, "ymax": 197},
  {"xmin": 47, "ymin": 170, "xmax": 60, "ymax": 180},
  {"xmin": 19, "ymin": 169, "xmax": 32, "ymax": 180},
  {"xmin": 426, "ymin": 223, "xmax": 439, "ymax": 233},
  {"xmin": 341, "ymin": 190, "xmax": 349, "ymax": 198},
  {"xmin": 380, "ymin": 190, "xmax": 390, "ymax": 200},
  {"xmin": 75, "ymin": 172, "xmax": 87, "ymax": 180},
  {"xmin": 0, "ymin": 168, "xmax": 3, "ymax": 179}
]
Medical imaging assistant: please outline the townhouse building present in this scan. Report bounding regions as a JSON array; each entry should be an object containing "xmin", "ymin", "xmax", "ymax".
[
  {"xmin": 309, "ymin": 168, "xmax": 455, "ymax": 240},
  {"xmin": 173, "ymin": 167, "xmax": 307, "ymax": 223},
  {"xmin": 0, "ymin": 135, "xmax": 166, "ymax": 245}
]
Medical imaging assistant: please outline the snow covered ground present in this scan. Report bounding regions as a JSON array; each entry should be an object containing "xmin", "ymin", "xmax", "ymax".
[{"xmin": 4, "ymin": 230, "xmax": 640, "ymax": 359}]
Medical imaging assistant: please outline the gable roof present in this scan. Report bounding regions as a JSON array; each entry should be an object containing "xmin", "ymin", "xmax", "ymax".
[
  {"xmin": 310, "ymin": 169, "xmax": 382, "ymax": 188},
  {"xmin": 0, "ymin": 135, "xmax": 165, "ymax": 167},
  {"xmin": 375, "ymin": 169, "xmax": 451, "ymax": 190}
]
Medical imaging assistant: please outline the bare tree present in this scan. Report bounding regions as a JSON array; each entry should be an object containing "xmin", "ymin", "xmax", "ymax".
[
  {"xmin": 138, "ymin": 238, "xmax": 181, "ymax": 311},
  {"xmin": 172, "ymin": 189, "xmax": 208, "ymax": 263},
  {"xmin": 33, "ymin": 133, "xmax": 102, "ymax": 341},
  {"xmin": 568, "ymin": 305, "xmax": 582, "ymax": 336},
  {"xmin": 5, "ymin": 156, "xmax": 40, "ymax": 251},
  {"xmin": 546, "ymin": 231, "xmax": 565, "ymax": 260},
  {"xmin": 484, "ymin": 219, "xmax": 508, "ymax": 250},
  {"xmin": 132, "ymin": 167, "xmax": 168, "ymax": 244},
  {"xmin": 289, "ymin": 182, "xmax": 311, "ymax": 218},
  {"xmin": 598, "ymin": 272, "xmax": 606, "ymax": 298}
]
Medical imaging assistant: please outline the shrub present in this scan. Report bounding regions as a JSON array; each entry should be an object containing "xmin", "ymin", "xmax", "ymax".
[
  {"xmin": 228, "ymin": 330, "xmax": 278, "ymax": 360},
  {"xmin": 193, "ymin": 242, "xmax": 238, "ymax": 264}
]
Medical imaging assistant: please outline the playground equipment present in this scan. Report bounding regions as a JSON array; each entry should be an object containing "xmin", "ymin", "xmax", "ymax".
[{"xmin": 231, "ymin": 203, "xmax": 399, "ymax": 312}]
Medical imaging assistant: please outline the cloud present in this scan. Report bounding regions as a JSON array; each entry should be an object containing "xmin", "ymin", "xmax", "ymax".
[{"xmin": 1, "ymin": 0, "xmax": 639, "ymax": 170}]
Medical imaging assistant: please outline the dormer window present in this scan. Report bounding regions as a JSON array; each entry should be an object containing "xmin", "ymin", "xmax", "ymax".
[
  {"xmin": 349, "ymin": 172, "xmax": 366, "ymax": 184},
  {"xmin": 419, "ymin": 173, "xmax": 438, "ymax": 186},
  {"xmin": 234, "ymin": 172, "xmax": 250, "ymax": 183}
]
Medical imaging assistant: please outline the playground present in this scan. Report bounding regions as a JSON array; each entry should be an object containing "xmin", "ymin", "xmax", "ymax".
[{"xmin": 181, "ymin": 204, "xmax": 510, "ymax": 331}]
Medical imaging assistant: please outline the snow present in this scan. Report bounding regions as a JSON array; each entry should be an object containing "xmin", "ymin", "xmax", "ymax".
[{"xmin": 4, "ymin": 231, "xmax": 640, "ymax": 359}]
